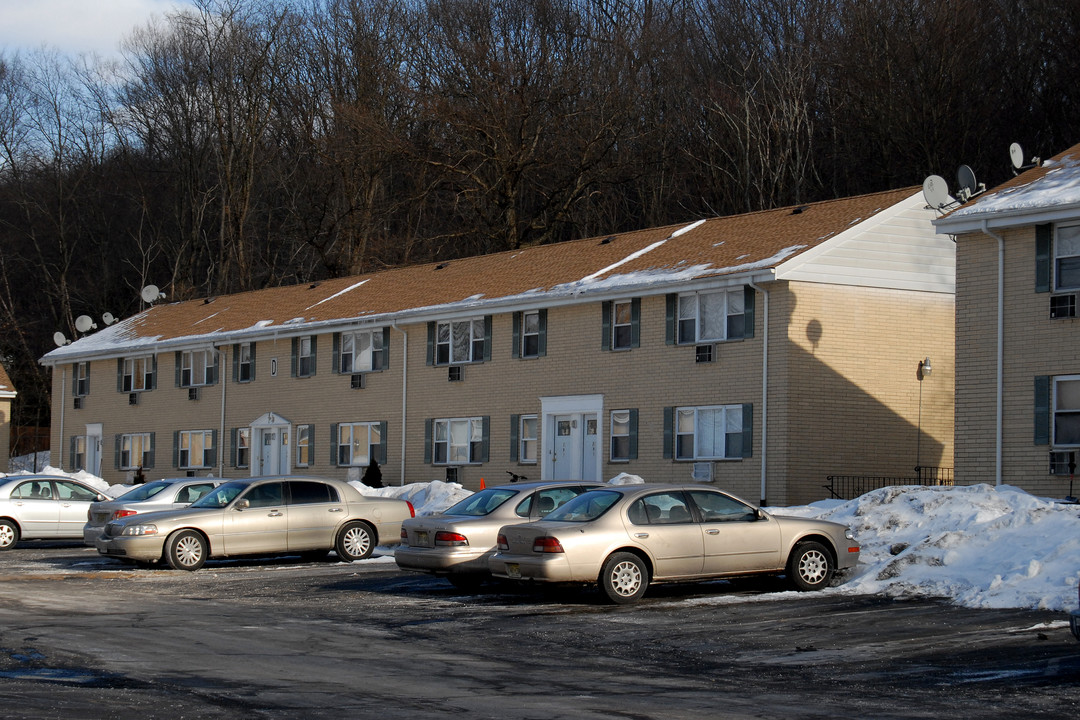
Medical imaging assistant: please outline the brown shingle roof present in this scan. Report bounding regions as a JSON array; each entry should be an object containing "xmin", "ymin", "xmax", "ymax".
[{"xmin": 44, "ymin": 187, "xmax": 917, "ymax": 359}]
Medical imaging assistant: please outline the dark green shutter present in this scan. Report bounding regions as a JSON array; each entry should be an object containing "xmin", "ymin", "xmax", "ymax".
[
  {"xmin": 147, "ymin": 433, "xmax": 155, "ymax": 468},
  {"xmin": 306, "ymin": 425, "xmax": 314, "ymax": 466},
  {"xmin": 332, "ymin": 332, "xmax": 341, "ymax": 373},
  {"xmin": 70, "ymin": 436, "xmax": 77, "ymax": 470},
  {"xmin": 630, "ymin": 298, "xmax": 641, "ymax": 348},
  {"xmin": 232, "ymin": 344, "xmax": 239, "ymax": 381},
  {"xmin": 426, "ymin": 322, "xmax": 435, "ymax": 365},
  {"xmin": 71, "ymin": 365, "xmax": 78, "ymax": 396},
  {"xmin": 743, "ymin": 285, "xmax": 756, "ymax": 339},
  {"xmin": 175, "ymin": 351, "xmax": 183, "ymax": 387},
  {"xmin": 381, "ymin": 328, "xmax": 391, "ymax": 369},
  {"xmin": 290, "ymin": 337, "xmax": 298, "ymax": 377},
  {"xmin": 248, "ymin": 343, "xmax": 256, "ymax": 381},
  {"xmin": 510, "ymin": 414, "xmax": 520, "ymax": 461},
  {"xmin": 663, "ymin": 407, "xmax": 674, "ymax": 459},
  {"xmin": 512, "ymin": 312, "xmax": 521, "ymax": 359},
  {"xmin": 210, "ymin": 351, "xmax": 219, "ymax": 385},
  {"xmin": 378, "ymin": 421, "xmax": 388, "ymax": 464},
  {"xmin": 1034, "ymin": 376, "xmax": 1051, "ymax": 445},
  {"xmin": 665, "ymin": 294, "xmax": 677, "ymax": 345},
  {"xmin": 480, "ymin": 416, "xmax": 490, "ymax": 463},
  {"xmin": 309, "ymin": 336, "xmax": 317, "ymax": 376},
  {"xmin": 150, "ymin": 356, "xmax": 157, "ymax": 389},
  {"xmin": 172, "ymin": 430, "xmax": 180, "ymax": 468},
  {"xmin": 538, "ymin": 309, "xmax": 547, "ymax": 357},
  {"xmin": 329, "ymin": 423, "xmax": 339, "ymax": 465},
  {"xmin": 207, "ymin": 430, "xmax": 217, "ymax": 467},
  {"xmin": 741, "ymin": 404, "xmax": 754, "ymax": 458},
  {"xmin": 116, "ymin": 359, "xmax": 124, "ymax": 392},
  {"xmin": 424, "ymin": 419, "xmax": 433, "ymax": 463},
  {"xmin": 628, "ymin": 408, "xmax": 639, "ymax": 460},
  {"xmin": 483, "ymin": 316, "xmax": 492, "ymax": 362},
  {"xmin": 1035, "ymin": 224, "xmax": 1051, "ymax": 293},
  {"xmin": 601, "ymin": 302, "xmax": 612, "ymax": 351},
  {"xmin": 230, "ymin": 428, "xmax": 238, "ymax": 467},
  {"xmin": 114, "ymin": 435, "xmax": 121, "ymax": 469}
]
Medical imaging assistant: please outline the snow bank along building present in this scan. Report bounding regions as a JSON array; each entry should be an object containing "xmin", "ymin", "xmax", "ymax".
[
  {"xmin": 935, "ymin": 141, "xmax": 1080, "ymax": 497},
  {"xmin": 0, "ymin": 363, "xmax": 15, "ymax": 471},
  {"xmin": 40, "ymin": 187, "xmax": 955, "ymax": 505}
]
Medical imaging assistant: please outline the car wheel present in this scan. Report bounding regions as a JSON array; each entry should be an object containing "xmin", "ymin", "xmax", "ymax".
[
  {"xmin": 336, "ymin": 521, "xmax": 375, "ymax": 561},
  {"xmin": 0, "ymin": 519, "xmax": 19, "ymax": 550},
  {"xmin": 166, "ymin": 530, "xmax": 207, "ymax": 571},
  {"xmin": 599, "ymin": 552, "xmax": 649, "ymax": 604},
  {"xmin": 787, "ymin": 541, "xmax": 834, "ymax": 591}
]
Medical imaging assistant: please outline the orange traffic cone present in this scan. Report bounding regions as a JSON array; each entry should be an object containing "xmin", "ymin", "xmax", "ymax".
[{"xmin": 479, "ymin": 477, "xmax": 486, "ymax": 489}]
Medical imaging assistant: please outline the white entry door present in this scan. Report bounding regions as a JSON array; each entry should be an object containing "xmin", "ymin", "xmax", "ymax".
[
  {"xmin": 256, "ymin": 427, "xmax": 290, "ymax": 476},
  {"xmin": 551, "ymin": 412, "xmax": 599, "ymax": 481},
  {"xmin": 85, "ymin": 423, "xmax": 102, "ymax": 477}
]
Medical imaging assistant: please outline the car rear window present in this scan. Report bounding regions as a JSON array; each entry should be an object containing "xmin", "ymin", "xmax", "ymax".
[
  {"xmin": 117, "ymin": 481, "xmax": 171, "ymax": 502},
  {"xmin": 544, "ymin": 490, "xmax": 621, "ymax": 522},
  {"xmin": 444, "ymin": 488, "xmax": 518, "ymax": 516},
  {"xmin": 289, "ymin": 481, "xmax": 338, "ymax": 505}
]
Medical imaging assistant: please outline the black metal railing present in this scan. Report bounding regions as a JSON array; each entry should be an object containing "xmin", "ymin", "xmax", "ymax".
[{"xmin": 824, "ymin": 467, "xmax": 954, "ymax": 500}]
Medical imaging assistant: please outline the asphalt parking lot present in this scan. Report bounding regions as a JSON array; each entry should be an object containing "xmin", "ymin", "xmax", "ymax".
[{"xmin": 1, "ymin": 542, "xmax": 1078, "ymax": 719}]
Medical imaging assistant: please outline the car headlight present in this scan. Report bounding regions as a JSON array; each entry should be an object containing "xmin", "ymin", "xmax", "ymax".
[
  {"xmin": 845, "ymin": 528, "xmax": 856, "ymax": 541},
  {"xmin": 122, "ymin": 524, "xmax": 158, "ymax": 536}
]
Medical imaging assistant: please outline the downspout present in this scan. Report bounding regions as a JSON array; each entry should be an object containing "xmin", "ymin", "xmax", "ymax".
[
  {"xmin": 218, "ymin": 347, "xmax": 227, "ymax": 478},
  {"xmin": 749, "ymin": 281, "xmax": 769, "ymax": 506},
  {"xmin": 58, "ymin": 368, "xmax": 66, "ymax": 470},
  {"xmin": 979, "ymin": 219, "xmax": 1005, "ymax": 486},
  {"xmin": 391, "ymin": 323, "xmax": 408, "ymax": 486}
]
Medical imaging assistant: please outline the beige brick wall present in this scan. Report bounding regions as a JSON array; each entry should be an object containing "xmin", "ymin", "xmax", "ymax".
[
  {"xmin": 0, "ymin": 397, "xmax": 10, "ymax": 471},
  {"xmin": 955, "ymin": 225, "xmax": 1080, "ymax": 496}
]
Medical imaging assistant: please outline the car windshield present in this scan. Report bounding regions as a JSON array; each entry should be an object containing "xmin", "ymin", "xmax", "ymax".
[
  {"xmin": 190, "ymin": 482, "xmax": 248, "ymax": 508},
  {"xmin": 114, "ymin": 481, "xmax": 171, "ymax": 502},
  {"xmin": 543, "ymin": 490, "xmax": 621, "ymax": 522},
  {"xmin": 443, "ymin": 488, "xmax": 518, "ymax": 517}
]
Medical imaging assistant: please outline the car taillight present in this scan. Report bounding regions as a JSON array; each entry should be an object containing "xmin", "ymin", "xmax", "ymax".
[
  {"xmin": 532, "ymin": 536, "xmax": 564, "ymax": 553},
  {"xmin": 435, "ymin": 531, "xmax": 468, "ymax": 546},
  {"xmin": 406, "ymin": 501, "xmax": 416, "ymax": 518},
  {"xmin": 111, "ymin": 509, "xmax": 138, "ymax": 521},
  {"xmin": 497, "ymin": 534, "xmax": 508, "ymax": 550},
  {"xmin": 400, "ymin": 527, "xmax": 408, "ymax": 540}
]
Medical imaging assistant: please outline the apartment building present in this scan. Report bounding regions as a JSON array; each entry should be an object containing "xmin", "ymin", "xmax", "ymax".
[{"xmin": 0, "ymin": 363, "xmax": 14, "ymax": 471}]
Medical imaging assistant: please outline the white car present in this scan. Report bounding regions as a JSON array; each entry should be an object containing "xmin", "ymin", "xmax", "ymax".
[
  {"xmin": 83, "ymin": 478, "xmax": 221, "ymax": 545},
  {"xmin": 0, "ymin": 475, "xmax": 112, "ymax": 549}
]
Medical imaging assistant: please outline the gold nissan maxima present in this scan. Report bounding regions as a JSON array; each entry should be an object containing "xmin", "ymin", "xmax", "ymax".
[
  {"xmin": 489, "ymin": 484, "xmax": 860, "ymax": 603},
  {"xmin": 95, "ymin": 476, "xmax": 414, "ymax": 570}
]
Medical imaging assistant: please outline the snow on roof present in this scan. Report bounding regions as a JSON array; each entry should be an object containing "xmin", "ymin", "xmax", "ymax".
[
  {"xmin": 40, "ymin": 187, "xmax": 920, "ymax": 364},
  {"xmin": 935, "ymin": 142, "xmax": 1080, "ymax": 232}
]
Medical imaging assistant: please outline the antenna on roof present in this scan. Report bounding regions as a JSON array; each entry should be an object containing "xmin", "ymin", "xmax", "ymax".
[
  {"xmin": 1009, "ymin": 142, "xmax": 1042, "ymax": 175},
  {"xmin": 74, "ymin": 315, "xmax": 97, "ymax": 333},
  {"xmin": 140, "ymin": 284, "xmax": 165, "ymax": 304},
  {"xmin": 955, "ymin": 165, "xmax": 985, "ymax": 203},
  {"xmin": 921, "ymin": 174, "xmax": 955, "ymax": 213},
  {"xmin": 53, "ymin": 331, "xmax": 70, "ymax": 347}
]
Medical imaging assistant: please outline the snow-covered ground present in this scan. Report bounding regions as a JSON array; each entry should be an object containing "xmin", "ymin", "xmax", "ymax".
[{"xmin": 4, "ymin": 462, "xmax": 1078, "ymax": 612}]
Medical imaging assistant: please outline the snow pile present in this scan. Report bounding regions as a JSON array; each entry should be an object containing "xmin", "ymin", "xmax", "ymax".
[
  {"xmin": 772, "ymin": 484, "xmax": 1080, "ymax": 611},
  {"xmin": 351, "ymin": 479, "xmax": 472, "ymax": 516},
  {"xmin": 1, "ymin": 464, "xmax": 111, "ymax": 493}
]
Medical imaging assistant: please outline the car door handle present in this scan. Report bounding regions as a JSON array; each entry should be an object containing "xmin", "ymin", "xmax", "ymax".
[
  {"xmin": 705, "ymin": 529, "xmax": 720, "ymax": 535},
  {"xmin": 328, "ymin": 507, "xmax": 343, "ymax": 512},
  {"xmin": 268, "ymin": 511, "xmax": 284, "ymax": 517},
  {"xmin": 634, "ymin": 532, "xmax": 649, "ymax": 539}
]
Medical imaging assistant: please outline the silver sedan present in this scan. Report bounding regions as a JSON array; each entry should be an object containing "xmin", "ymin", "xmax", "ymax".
[
  {"xmin": 395, "ymin": 481, "xmax": 603, "ymax": 588},
  {"xmin": 0, "ymin": 475, "xmax": 112, "ymax": 549},
  {"xmin": 83, "ymin": 478, "xmax": 221, "ymax": 545},
  {"xmin": 489, "ymin": 484, "xmax": 860, "ymax": 603},
  {"xmin": 95, "ymin": 476, "xmax": 414, "ymax": 570}
]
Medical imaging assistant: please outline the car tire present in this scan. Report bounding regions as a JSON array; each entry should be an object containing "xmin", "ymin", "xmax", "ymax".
[
  {"xmin": 166, "ymin": 530, "xmax": 208, "ymax": 571},
  {"xmin": 336, "ymin": 521, "xmax": 375, "ymax": 562},
  {"xmin": 599, "ymin": 552, "xmax": 649, "ymax": 604},
  {"xmin": 787, "ymin": 541, "xmax": 834, "ymax": 591},
  {"xmin": 0, "ymin": 519, "xmax": 19, "ymax": 550}
]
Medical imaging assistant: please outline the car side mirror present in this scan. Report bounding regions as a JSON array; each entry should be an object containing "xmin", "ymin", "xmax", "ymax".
[
  {"xmin": 234, "ymin": 499, "xmax": 250, "ymax": 510},
  {"xmin": 96, "ymin": 494, "xmax": 107, "ymax": 502}
]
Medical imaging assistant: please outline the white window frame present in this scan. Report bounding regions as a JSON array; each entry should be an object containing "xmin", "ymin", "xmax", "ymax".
[
  {"xmin": 436, "ymin": 318, "xmax": 484, "ymax": 365},
  {"xmin": 610, "ymin": 409, "xmax": 632, "ymax": 461},
  {"xmin": 295, "ymin": 424, "xmax": 312, "ymax": 467},
  {"xmin": 675, "ymin": 405, "xmax": 743, "ymax": 460},
  {"xmin": 341, "ymin": 330, "xmax": 384, "ymax": 373},
  {"xmin": 678, "ymin": 289, "xmax": 745, "ymax": 343},
  {"xmin": 179, "ymin": 430, "xmax": 214, "ymax": 469},
  {"xmin": 519, "ymin": 414, "xmax": 538, "ymax": 464},
  {"xmin": 238, "ymin": 342, "xmax": 254, "ymax": 382},
  {"xmin": 337, "ymin": 422, "xmax": 381, "ymax": 466},
  {"xmin": 1055, "ymin": 224, "xmax": 1080, "ymax": 291},
  {"xmin": 123, "ymin": 356, "xmax": 154, "ymax": 392},
  {"xmin": 1053, "ymin": 375, "xmax": 1080, "ymax": 447},
  {"xmin": 612, "ymin": 300, "xmax": 634, "ymax": 350},
  {"xmin": 521, "ymin": 311, "xmax": 541, "ymax": 358},
  {"xmin": 181, "ymin": 349, "xmax": 214, "ymax": 387},
  {"xmin": 74, "ymin": 362, "xmax": 89, "ymax": 396},
  {"xmin": 72, "ymin": 435, "xmax": 87, "ymax": 470},
  {"xmin": 120, "ymin": 433, "xmax": 152, "ymax": 470},
  {"xmin": 434, "ymin": 417, "xmax": 484, "ymax": 465},
  {"xmin": 298, "ymin": 336, "xmax": 315, "ymax": 377}
]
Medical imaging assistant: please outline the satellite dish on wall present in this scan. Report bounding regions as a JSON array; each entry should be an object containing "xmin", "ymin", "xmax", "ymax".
[
  {"xmin": 922, "ymin": 175, "xmax": 953, "ymax": 210},
  {"xmin": 1009, "ymin": 143, "xmax": 1025, "ymax": 170},
  {"xmin": 53, "ymin": 331, "xmax": 69, "ymax": 347},
  {"xmin": 140, "ymin": 284, "xmax": 163, "ymax": 304},
  {"xmin": 74, "ymin": 315, "xmax": 96, "ymax": 333},
  {"xmin": 957, "ymin": 165, "xmax": 977, "ymax": 196},
  {"xmin": 102, "ymin": 312, "xmax": 116, "ymax": 326}
]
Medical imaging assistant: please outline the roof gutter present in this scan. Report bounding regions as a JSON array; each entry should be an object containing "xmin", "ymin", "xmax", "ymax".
[{"xmin": 979, "ymin": 219, "xmax": 1005, "ymax": 487}]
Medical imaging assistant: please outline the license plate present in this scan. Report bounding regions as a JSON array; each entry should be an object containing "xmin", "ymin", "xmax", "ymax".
[
  {"xmin": 506, "ymin": 563, "xmax": 521, "ymax": 579},
  {"xmin": 415, "ymin": 531, "xmax": 429, "ymax": 546}
]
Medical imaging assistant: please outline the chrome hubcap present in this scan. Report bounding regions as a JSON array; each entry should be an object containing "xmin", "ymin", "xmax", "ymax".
[
  {"xmin": 175, "ymin": 536, "xmax": 203, "ymax": 567},
  {"xmin": 344, "ymin": 527, "xmax": 370, "ymax": 558},
  {"xmin": 798, "ymin": 550, "xmax": 828, "ymax": 584},
  {"xmin": 610, "ymin": 560, "xmax": 642, "ymax": 596},
  {"xmin": 0, "ymin": 525, "xmax": 14, "ymax": 547}
]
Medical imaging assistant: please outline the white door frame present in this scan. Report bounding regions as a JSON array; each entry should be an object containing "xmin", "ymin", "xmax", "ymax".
[
  {"xmin": 540, "ymin": 395, "xmax": 603, "ymax": 481},
  {"xmin": 249, "ymin": 412, "xmax": 292, "ymax": 477},
  {"xmin": 85, "ymin": 423, "xmax": 103, "ymax": 477}
]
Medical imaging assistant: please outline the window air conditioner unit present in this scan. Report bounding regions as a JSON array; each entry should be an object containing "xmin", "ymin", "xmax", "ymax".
[
  {"xmin": 186, "ymin": 470, "xmax": 197, "ymax": 478},
  {"xmin": 695, "ymin": 345, "xmax": 714, "ymax": 363},
  {"xmin": 1050, "ymin": 293, "xmax": 1077, "ymax": 319},
  {"xmin": 691, "ymin": 462, "xmax": 714, "ymax": 482},
  {"xmin": 350, "ymin": 373, "xmax": 365, "ymax": 389},
  {"xmin": 188, "ymin": 386, "xmax": 199, "ymax": 401},
  {"xmin": 73, "ymin": 397, "xmax": 83, "ymax": 410},
  {"xmin": 128, "ymin": 393, "xmax": 139, "ymax": 406},
  {"xmin": 445, "ymin": 466, "xmax": 461, "ymax": 483},
  {"xmin": 448, "ymin": 366, "xmax": 464, "ymax": 382}
]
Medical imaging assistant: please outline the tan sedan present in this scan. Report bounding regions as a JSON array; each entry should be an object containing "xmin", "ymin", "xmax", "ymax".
[
  {"xmin": 95, "ymin": 476, "xmax": 414, "ymax": 570},
  {"xmin": 395, "ymin": 481, "xmax": 603, "ymax": 588},
  {"xmin": 489, "ymin": 484, "xmax": 860, "ymax": 603}
]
